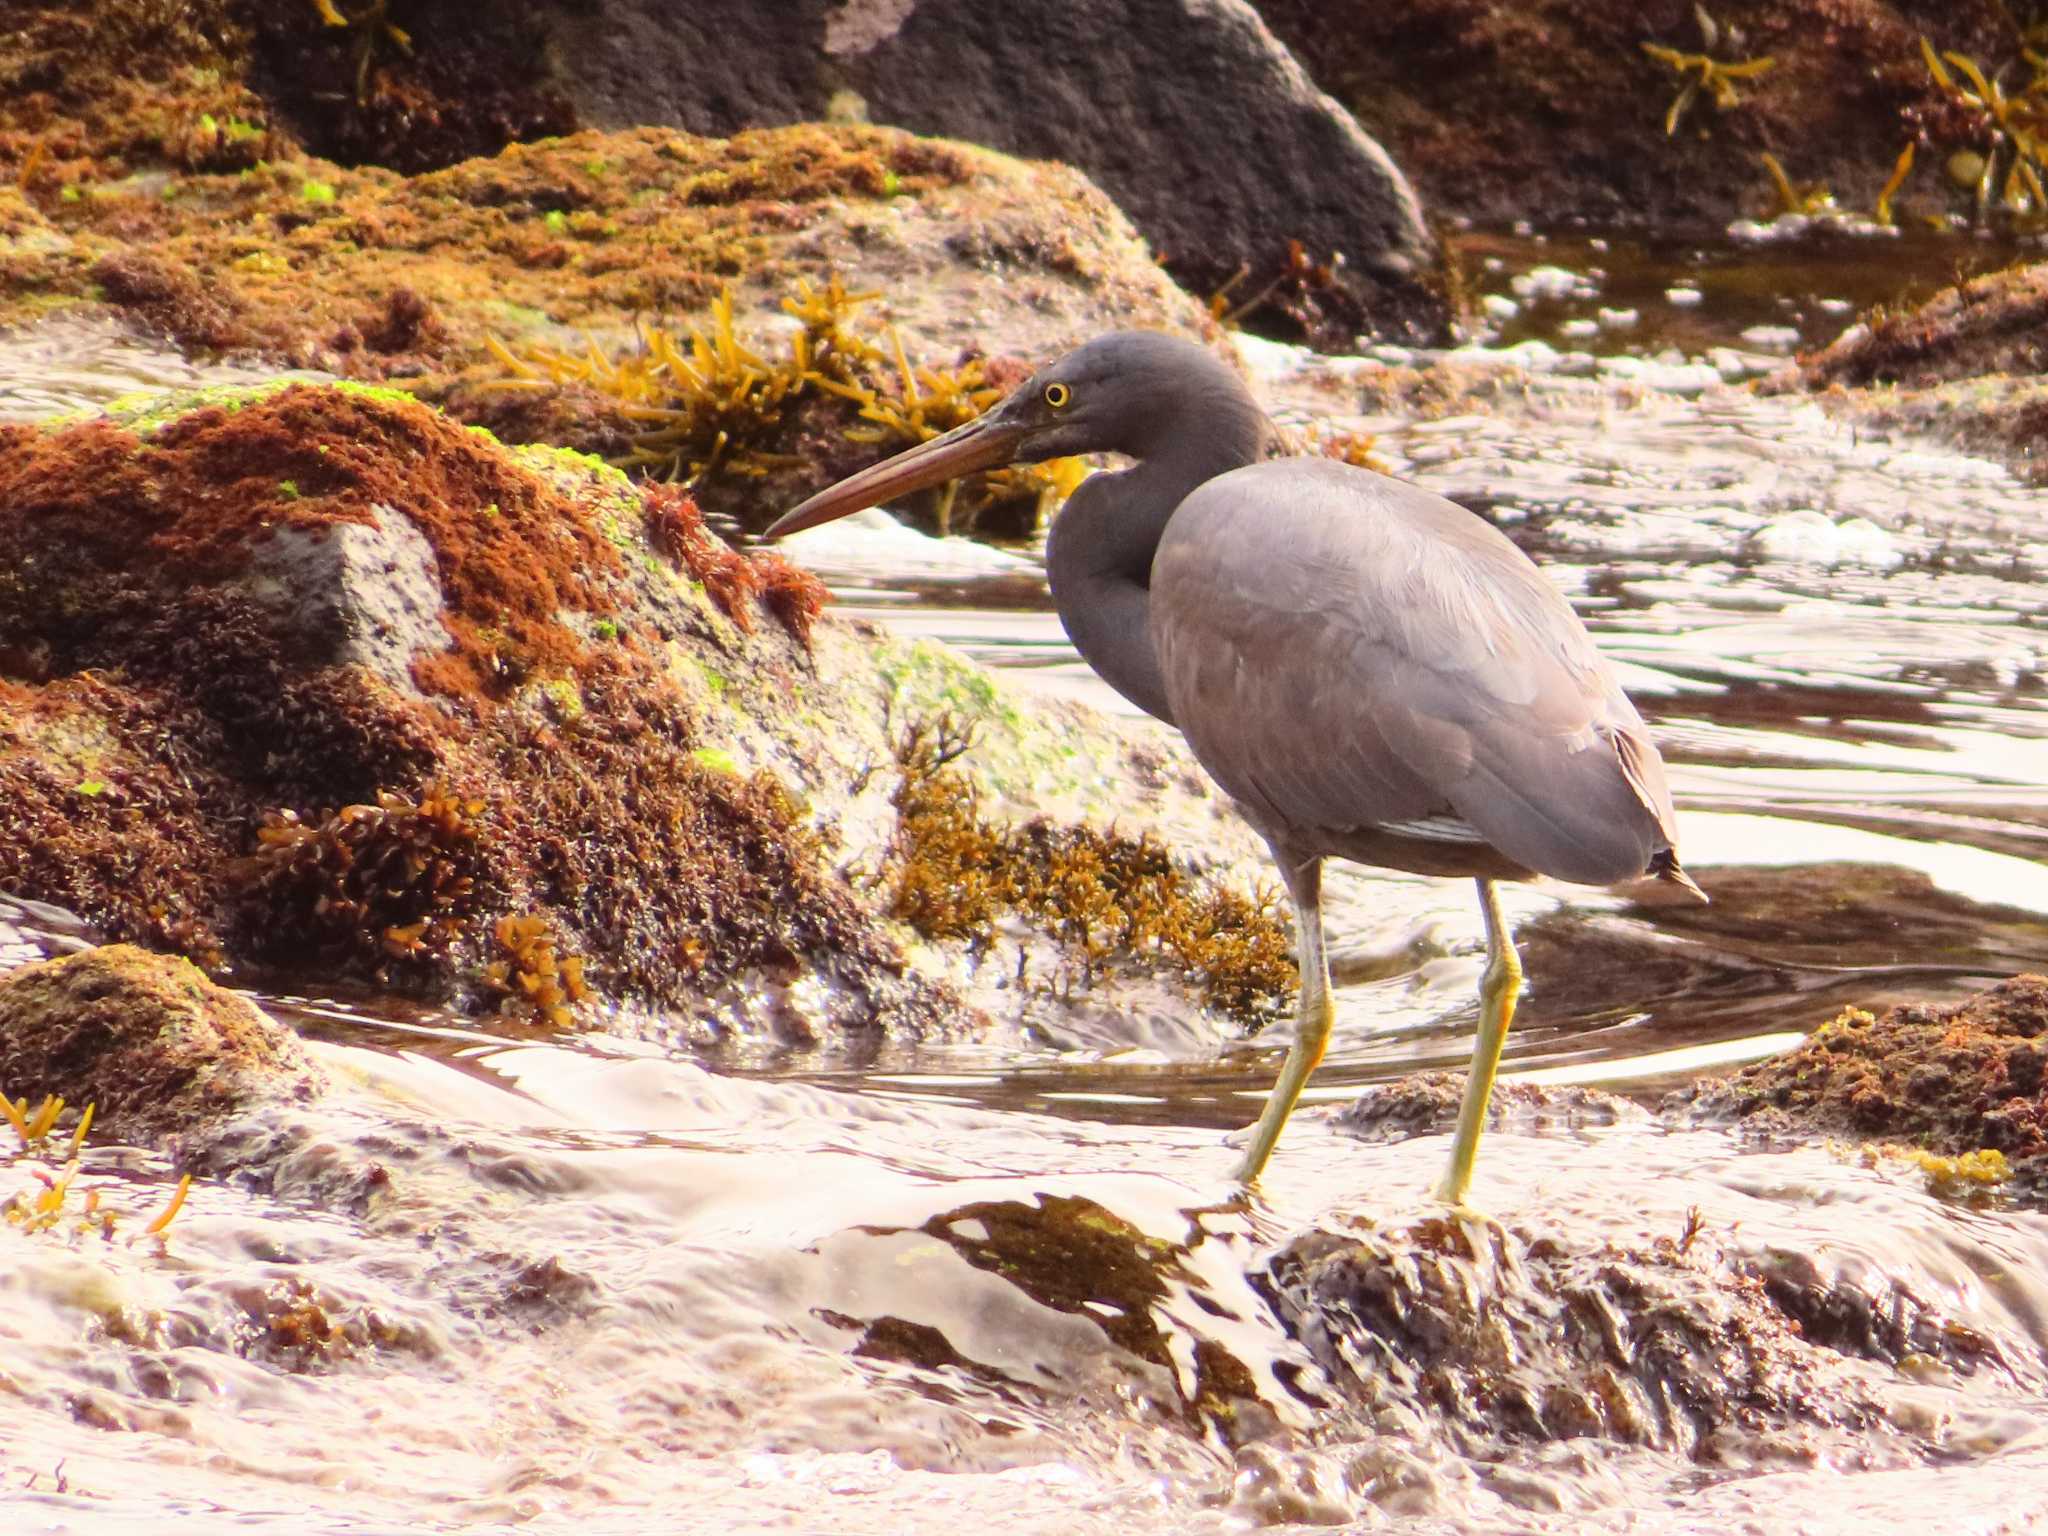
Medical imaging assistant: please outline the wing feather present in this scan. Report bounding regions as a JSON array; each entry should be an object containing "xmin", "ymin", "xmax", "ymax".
[{"xmin": 1150, "ymin": 457, "xmax": 1676, "ymax": 885}]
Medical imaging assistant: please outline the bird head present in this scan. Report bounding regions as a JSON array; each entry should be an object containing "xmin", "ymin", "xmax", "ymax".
[{"xmin": 765, "ymin": 331, "xmax": 1248, "ymax": 537}]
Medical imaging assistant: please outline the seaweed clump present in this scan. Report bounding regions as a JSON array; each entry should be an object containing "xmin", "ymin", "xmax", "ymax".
[
  {"xmin": 2, "ymin": 1085, "xmax": 191, "ymax": 1243},
  {"xmin": 1675, "ymin": 978, "xmax": 2048, "ymax": 1193},
  {"xmin": 642, "ymin": 480, "xmax": 829, "ymax": 644},
  {"xmin": 487, "ymin": 279, "xmax": 1087, "ymax": 538},
  {"xmin": 232, "ymin": 784, "xmax": 493, "ymax": 978},
  {"xmin": 886, "ymin": 718, "xmax": 1294, "ymax": 1023},
  {"xmin": 485, "ymin": 913, "xmax": 587, "ymax": 1029},
  {"xmin": 1914, "ymin": 33, "xmax": 2048, "ymax": 223},
  {"xmin": 1640, "ymin": 8, "xmax": 1777, "ymax": 136}
]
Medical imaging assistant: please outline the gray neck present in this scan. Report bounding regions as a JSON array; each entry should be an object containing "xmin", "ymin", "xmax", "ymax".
[{"xmin": 1045, "ymin": 416, "xmax": 1270, "ymax": 725}]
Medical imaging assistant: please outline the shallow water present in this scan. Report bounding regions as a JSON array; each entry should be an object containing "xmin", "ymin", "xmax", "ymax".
[
  {"xmin": 1454, "ymin": 224, "xmax": 2034, "ymax": 359},
  {"xmin": 4, "ymin": 249, "xmax": 2048, "ymax": 1532}
]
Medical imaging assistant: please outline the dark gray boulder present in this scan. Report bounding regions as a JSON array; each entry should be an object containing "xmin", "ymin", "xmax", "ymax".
[{"xmin": 550, "ymin": 0, "xmax": 1449, "ymax": 346}]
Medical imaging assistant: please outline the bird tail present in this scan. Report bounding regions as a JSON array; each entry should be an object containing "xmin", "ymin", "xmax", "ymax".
[{"xmin": 1649, "ymin": 847, "xmax": 1708, "ymax": 904}]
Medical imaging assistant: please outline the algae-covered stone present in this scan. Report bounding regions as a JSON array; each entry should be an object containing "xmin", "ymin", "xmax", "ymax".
[
  {"xmin": 0, "ymin": 944, "xmax": 323, "ymax": 1143},
  {"xmin": 1672, "ymin": 975, "xmax": 2048, "ymax": 1189},
  {"xmin": 0, "ymin": 379, "xmax": 1258, "ymax": 1051}
]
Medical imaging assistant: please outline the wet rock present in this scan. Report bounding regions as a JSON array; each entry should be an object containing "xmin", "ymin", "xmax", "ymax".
[
  {"xmin": 0, "ymin": 381, "xmax": 1243, "ymax": 1051},
  {"xmin": 0, "ymin": 944, "xmax": 323, "ymax": 1144},
  {"xmin": 1778, "ymin": 262, "xmax": 2048, "ymax": 488},
  {"xmin": 1260, "ymin": 1211, "xmax": 1933, "ymax": 1465},
  {"xmin": 1671, "ymin": 975, "xmax": 2048, "ymax": 1190},
  {"xmin": 0, "ymin": 381, "xmax": 921, "ymax": 1033},
  {"xmin": 1256, "ymin": 0, "xmax": 2021, "ymax": 231},
  {"xmin": 816, "ymin": 1193, "xmax": 1278, "ymax": 1444},
  {"xmin": 1793, "ymin": 262, "xmax": 2048, "ymax": 392},
  {"xmin": 549, "ymin": 0, "xmax": 1448, "ymax": 347},
  {"xmin": 1337, "ymin": 1078, "xmax": 1649, "ymax": 1143}
]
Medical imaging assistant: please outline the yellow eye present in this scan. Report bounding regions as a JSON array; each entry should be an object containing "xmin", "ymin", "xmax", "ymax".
[{"xmin": 1044, "ymin": 382, "xmax": 1071, "ymax": 409}]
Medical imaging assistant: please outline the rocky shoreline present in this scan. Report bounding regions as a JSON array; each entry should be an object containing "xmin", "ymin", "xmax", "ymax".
[{"xmin": 3, "ymin": 4, "xmax": 2048, "ymax": 1528}]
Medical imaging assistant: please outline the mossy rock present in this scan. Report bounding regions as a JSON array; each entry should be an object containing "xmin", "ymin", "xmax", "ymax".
[{"xmin": 0, "ymin": 944, "xmax": 324, "ymax": 1144}]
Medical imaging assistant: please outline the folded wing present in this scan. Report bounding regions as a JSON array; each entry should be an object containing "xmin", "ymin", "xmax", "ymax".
[{"xmin": 1150, "ymin": 457, "xmax": 1677, "ymax": 886}]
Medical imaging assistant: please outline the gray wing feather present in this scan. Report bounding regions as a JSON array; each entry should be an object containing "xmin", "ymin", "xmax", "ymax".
[{"xmin": 1150, "ymin": 457, "xmax": 1676, "ymax": 885}]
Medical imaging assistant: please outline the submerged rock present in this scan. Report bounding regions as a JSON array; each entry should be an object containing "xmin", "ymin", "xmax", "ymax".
[
  {"xmin": 0, "ymin": 944, "xmax": 322, "ymax": 1143},
  {"xmin": 1257, "ymin": 1206, "xmax": 2006, "ymax": 1470},
  {"xmin": 1337, "ymin": 1078, "xmax": 1650, "ymax": 1143}
]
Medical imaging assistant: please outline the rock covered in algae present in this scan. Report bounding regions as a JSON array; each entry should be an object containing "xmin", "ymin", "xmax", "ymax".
[
  {"xmin": 0, "ymin": 944, "xmax": 323, "ymax": 1144},
  {"xmin": 1771, "ymin": 261, "xmax": 2048, "ymax": 488},
  {"xmin": 0, "ymin": 378, "xmax": 932, "ymax": 1038},
  {"xmin": 1337, "ymin": 1078, "xmax": 1651, "ymax": 1143},
  {"xmin": 4, "ymin": 109, "xmax": 1215, "ymax": 394},
  {"xmin": 1673, "ymin": 975, "xmax": 2048, "ymax": 1188},
  {"xmin": 0, "ymin": 379, "xmax": 1257, "ymax": 1051}
]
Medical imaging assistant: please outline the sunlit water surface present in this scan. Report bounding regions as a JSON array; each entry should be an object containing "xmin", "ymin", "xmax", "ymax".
[{"xmin": 3, "ymin": 248, "xmax": 2048, "ymax": 1534}]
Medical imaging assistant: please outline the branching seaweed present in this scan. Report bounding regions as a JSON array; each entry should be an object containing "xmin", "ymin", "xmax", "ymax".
[
  {"xmin": 485, "ymin": 278, "xmax": 1087, "ymax": 535},
  {"xmin": 312, "ymin": 0, "xmax": 415, "ymax": 106},
  {"xmin": 1641, "ymin": 7, "xmax": 1776, "ymax": 137},
  {"xmin": 1918, "ymin": 36, "xmax": 2048, "ymax": 221},
  {"xmin": 642, "ymin": 481, "xmax": 832, "ymax": 645},
  {"xmin": 1759, "ymin": 153, "xmax": 1837, "ymax": 217},
  {"xmin": 887, "ymin": 717, "xmax": 1294, "ymax": 1021},
  {"xmin": 1874, "ymin": 141, "xmax": 1917, "ymax": 226},
  {"xmin": 2, "ymin": 1089, "xmax": 190, "ymax": 1243}
]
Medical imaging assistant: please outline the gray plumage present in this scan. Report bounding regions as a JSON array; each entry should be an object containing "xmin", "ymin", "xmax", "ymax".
[
  {"xmin": 1152, "ymin": 456, "xmax": 1679, "ymax": 887},
  {"xmin": 770, "ymin": 329, "xmax": 1702, "ymax": 1199}
]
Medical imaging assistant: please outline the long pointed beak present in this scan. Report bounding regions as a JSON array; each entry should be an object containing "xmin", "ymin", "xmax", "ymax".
[{"xmin": 764, "ymin": 413, "xmax": 1028, "ymax": 538}]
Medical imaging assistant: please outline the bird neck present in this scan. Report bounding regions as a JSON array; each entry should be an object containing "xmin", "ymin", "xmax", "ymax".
[{"xmin": 1045, "ymin": 399, "xmax": 1273, "ymax": 725}]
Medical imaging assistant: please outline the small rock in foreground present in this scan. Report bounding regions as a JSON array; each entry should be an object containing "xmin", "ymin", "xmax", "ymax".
[{"xmin": 0, "ymin": 944, "xmax": 323, "ymax": 1145}]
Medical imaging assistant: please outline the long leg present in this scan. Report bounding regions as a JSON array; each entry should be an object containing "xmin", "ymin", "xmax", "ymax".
[
  {"xmin": 1435, "ymin": 877, "xmax": 1522, "ymax": 1207},
  {"xmin": 1236, "ymin": 855, "xmax": 1332, "ymax": 1184}
]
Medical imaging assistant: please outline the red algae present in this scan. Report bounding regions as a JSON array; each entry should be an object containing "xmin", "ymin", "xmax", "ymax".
[
  {"xmin": 641, "ymin": 480, "xmax": 831, "ymax": 643},
  {"xmin": 0, "ymin": 383, "xmax": 939, "ymax": 1036},
  {"xmin": 753, "ymin": 553, "xmax": 829, "ymax": 648}
]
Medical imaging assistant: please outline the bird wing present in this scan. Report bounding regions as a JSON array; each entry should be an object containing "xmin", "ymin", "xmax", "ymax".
[{"xmin": 1150, "ymin": 457, "xmax": 1676, "ymax": 885}]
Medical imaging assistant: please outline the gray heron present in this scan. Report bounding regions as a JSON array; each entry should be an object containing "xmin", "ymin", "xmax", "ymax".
[{"xmin": 768, "ymin": 331, "xmax": 1702, "ymax": 1203}]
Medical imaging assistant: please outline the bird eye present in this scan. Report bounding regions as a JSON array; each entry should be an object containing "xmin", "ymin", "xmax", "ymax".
[{"xmin": 1044, "ymin": 382, "xmax": 1071, "ymax": 409}]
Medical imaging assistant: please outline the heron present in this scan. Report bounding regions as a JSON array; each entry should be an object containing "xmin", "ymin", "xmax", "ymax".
[{"xmin": 768, "ymin": 331, "xmax": 1703, "ymax": 1204}]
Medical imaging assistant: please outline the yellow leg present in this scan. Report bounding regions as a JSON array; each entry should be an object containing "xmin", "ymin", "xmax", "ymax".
[
  {"xmin": 1236, "ymin": 861, "xmax": 1332, "ymax": 1184},
  {"xmin": 1435, "ymin": 878, "xmax": 1522, "ymax": 1207}
]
